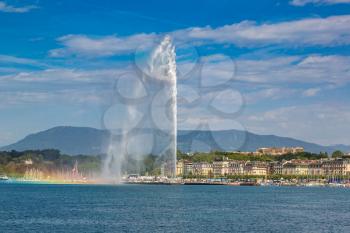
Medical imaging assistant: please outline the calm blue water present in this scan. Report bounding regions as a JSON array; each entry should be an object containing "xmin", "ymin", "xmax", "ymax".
[{"xmin": 0, "ymin": 184, "xmax": 349, "ymax": 233}]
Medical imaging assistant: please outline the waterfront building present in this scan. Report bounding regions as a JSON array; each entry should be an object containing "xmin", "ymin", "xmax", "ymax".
[
  {"xmin": 308, "ymin": 160, "xmax": 324, "ymax": 176},
  {"xmin": 213, "ymin": 161, "xmax": 230, "ymax": 177},
  {"xmin": 282, "ymin": 160, "xmax": 310, "ymax": 176},
  {"xmin": 228, "ymin": 161, "xmax": 245, "ymax": 176},
  {"xmin": 183, "ymin": 161, "xmax": 193, "ymax": 176},
  {"xmin": 244, "ymin": 161, "xmax": 268, "ymax": 176},
  {"xmin": 323, "ymin": 158, "xmax": 350, "ymax": 176},
  {"xmin": 268, "ymin": 161, "xmax": 283, "ymax": 175},
  {"xmin": 176, "ymin": 160, "xmax": 184, "ymax": 176},
  {"xmin": 176, "ymin": 156, "xmax": 350, "ymax": 178},
  {"xmin": 192, "ymin": 162, "xmax": 213, "ymax": 177},
  {"xmin": 176, "ymin": 160, "xmax": 194, "ymax": 176}
]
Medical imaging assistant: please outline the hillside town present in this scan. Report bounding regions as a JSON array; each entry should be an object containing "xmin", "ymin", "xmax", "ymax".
[
  {"xmin": 2, "ymin": 147, "xmax": 350, "ymax": 186},
  {"xmin": 176, "ymin": 158, "xmax": 350, "ymax": 178},
  {"xmin": 176, "ymin": 147, "xmax": 350, "ymax": 179}
]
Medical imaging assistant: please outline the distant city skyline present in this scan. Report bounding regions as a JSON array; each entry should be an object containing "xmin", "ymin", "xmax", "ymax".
[{"xmin": 1, "ymin": 0, "xmax": 350, "ymax": 146}]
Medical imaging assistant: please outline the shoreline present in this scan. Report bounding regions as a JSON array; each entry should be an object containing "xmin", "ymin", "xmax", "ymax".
[{"xmin": 2, "ymin": 179, "xmax": 350, "ymax": 187}]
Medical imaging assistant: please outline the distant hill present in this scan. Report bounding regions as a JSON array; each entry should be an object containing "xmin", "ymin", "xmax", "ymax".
[
  {"xmin": 1, "ymin": 126, "xmax": 349, "ymax": 155},
  {"xmin": 178, "ymin": 129, "xmax": 350, "ymax": 154},
  {"xmin": 1, "ymin": 126, "xmax": 110, "ymax": 155}
]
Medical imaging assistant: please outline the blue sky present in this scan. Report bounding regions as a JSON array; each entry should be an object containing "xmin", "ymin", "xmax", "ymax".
[{"xmin": 1, "ymin": 0, "xmax": 350, "ymax": 146}]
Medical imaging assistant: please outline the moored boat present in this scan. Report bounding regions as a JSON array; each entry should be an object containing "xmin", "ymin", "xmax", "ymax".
[{"xmin": 0, "ymin": 175, "xmax": 9, "ymax": 181}]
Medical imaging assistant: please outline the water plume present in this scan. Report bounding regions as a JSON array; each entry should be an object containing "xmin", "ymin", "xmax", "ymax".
[{"xmin": 102, "ymin": 35, "xmax": 177, "ymax": 182}]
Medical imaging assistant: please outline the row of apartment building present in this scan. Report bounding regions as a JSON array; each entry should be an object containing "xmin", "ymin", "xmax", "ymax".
[{"xmin": 176, "ymin": 158, "xmax": 350, "ymax": 177}]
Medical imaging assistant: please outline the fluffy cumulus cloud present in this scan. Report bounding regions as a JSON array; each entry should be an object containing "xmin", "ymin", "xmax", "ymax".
[
  {"xmin": 0, "ymin": 1, "xmax": 37, "ymax": 13},
  {"xmin": 290, "ymin": 0, "xmax": 350, "ymax": 6}
]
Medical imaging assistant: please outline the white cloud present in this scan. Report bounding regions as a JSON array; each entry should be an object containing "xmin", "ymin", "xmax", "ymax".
[
  {"xmin": 0, "ymin": 1, "xmax": 37, "ymax": 13},
  {"xmin": 303, "ymin": 87, "xmax": 321, "ymax": 96},
  {"xmin": 49, "ymin": 34, "xmax": 157, "ymax": 57},
  {"xmin": 185, "ymin": 53, "xmax": 350, "ymax": 106},
  {"xmin": 175, "ymin": 15, "xmax": 350, "ymax": 47},
  {"xmin": 0, "ymin": 54, "xmax": 41, "ymax": 66},
  {"xmin": 50, "ymin": 15, "xmax": 350, "ymax": 58},
  {"xmin": 2, "ymin": 53, "xmax": 348, "ymax": 111},
  {"xmin": 0, "ymin": 90, "xmax": 105, "ymax": 108},
  {"xmin": 245, "ymin": 88, "xmax": 298, "ymax": 103},
  {"xmin": 193, "ymin": 54, "xmax": 350, "ymax": 86},
  {"xmin": 290, "ymin": 0, "xmax": 350, "ymax": 6},
  {"xmin": 0, "ymin": 67, "xmax": 135, "ymax": 108},
  {"xmin": 0, "ymin": 68, "xmax": 129, "ymax": 84},
  {"xmin": 0, "ymin": 91, "xmax": 51, "ymax": 106}
]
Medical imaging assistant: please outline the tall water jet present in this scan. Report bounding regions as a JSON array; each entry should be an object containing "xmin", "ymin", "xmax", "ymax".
[
  {"xmin": 102, "ymin": 35, "xmax": 177, "ymax": 182},
  {"xmin": 148, "ymin": 35, "xmax": 177, "ymax": 177}
]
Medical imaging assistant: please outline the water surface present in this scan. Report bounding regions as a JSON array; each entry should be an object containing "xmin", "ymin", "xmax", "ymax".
[{"xmin": 1, "ymin": 184, "xmax": 349, "ymax": 232}]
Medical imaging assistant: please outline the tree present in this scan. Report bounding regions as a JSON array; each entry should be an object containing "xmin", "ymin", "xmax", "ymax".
[{"xmin": 332, "ymin": 150, "xmax": 344, "ymax": 158}]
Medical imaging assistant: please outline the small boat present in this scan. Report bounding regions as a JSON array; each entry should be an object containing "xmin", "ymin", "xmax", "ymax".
[{"xmin": 0, "ymin": 175, "xmax": 9, "ymax": 181}]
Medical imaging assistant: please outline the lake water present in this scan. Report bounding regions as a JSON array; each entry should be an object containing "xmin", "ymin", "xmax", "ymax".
[{"xmin": 0, "ymin": 183, "xmax": 349, "ymax": 233}]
